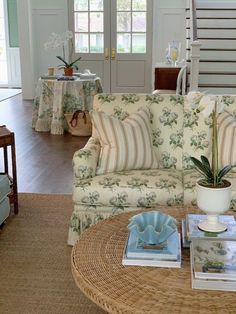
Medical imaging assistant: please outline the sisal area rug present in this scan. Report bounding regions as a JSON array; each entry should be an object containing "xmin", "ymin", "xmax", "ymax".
[
  {"xmin": 0, "ymin": 88, "xmax": 22, "ymax": 102},
  {"xmin": 0, "ymin": 193, "xmax": 105, "ymax": 314}
]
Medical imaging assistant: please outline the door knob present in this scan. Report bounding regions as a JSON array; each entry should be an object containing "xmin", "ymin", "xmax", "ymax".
[
  {"xmin": 111, "ymin": 48, "xmax": 116, "ymax": 60},
  {"xmin": 105, "ymin": 48, "xmax": 109, "ymax": 60}
]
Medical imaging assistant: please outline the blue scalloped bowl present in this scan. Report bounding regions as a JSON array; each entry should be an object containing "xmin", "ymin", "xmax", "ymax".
[{"xmin": 128, "ymin": 211, "xmax": 177, "ymax": 245}]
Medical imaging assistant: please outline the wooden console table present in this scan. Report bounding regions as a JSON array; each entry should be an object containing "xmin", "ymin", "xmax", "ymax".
[
  {"xmin": 0, "ymin": 126, "xmax": 18, "ymax": 214},
  {"xmin": 72, "ymin": 208, "xmax": 236, "ymax": 314},
  {"xmin": 154, "ymin": 63, "xmax": 181, "ymax": 91}
]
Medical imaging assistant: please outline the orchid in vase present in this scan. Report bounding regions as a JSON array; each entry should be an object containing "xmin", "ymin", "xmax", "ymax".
[
  {"xmin": 187, "ymin": 92, "xmax": 236, "ymax": 188},
  {"xmin": 44, "ymin": 30, "xmax": 81, "ymax": 74},
  {"xmin": 187, "ymin": 92, "xmax": 236, "ymax": 232}
]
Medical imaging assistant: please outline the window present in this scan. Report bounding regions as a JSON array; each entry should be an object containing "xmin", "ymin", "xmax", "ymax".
[
  {"xmin": 73, "ymin": 0, "xmax": 104, "ymax": 53},
  {"xmin": 116, "ymin": 0, "xmax": 147, "ymax": 53}
]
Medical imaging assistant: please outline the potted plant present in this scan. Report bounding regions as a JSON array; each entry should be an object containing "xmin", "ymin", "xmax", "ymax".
[
  {"xmin": 187, "ymin": 92, "xmax": 235, "ymax": 232},
  {"xmin": 56, "ymin": 55, "xmax": 81, "ymax": 76},
  {"xmin": 44, "ymin": 30, "xmax": 81, "ymax": 76}
]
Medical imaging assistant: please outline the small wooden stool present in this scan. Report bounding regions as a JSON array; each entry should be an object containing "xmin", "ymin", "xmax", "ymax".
[{"xmin": 0, "ymin": 126, "xmax": 18, "ymax": 214}]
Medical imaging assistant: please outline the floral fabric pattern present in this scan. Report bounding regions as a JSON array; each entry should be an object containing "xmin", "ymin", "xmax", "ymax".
[
  {"xmin": 32, "ymin": 78, "xmax": 103, "ymax": 135},
  {"xmin": 93, "ymin": 93, "xmax": 184, "ymax": 170},
  {"xmin": 150, "ymin": 95, "xmax": 184, "ymax": 170},
  {"xmin": 183, "ymin": 96, "xmax": 213, "ymax": 169},
  {"xmin": 68, "ymin": 93, "xmax": 236, "ymax": 245},
  {"xmin": 73, "ymin": 137, "xmax": 101, "ymax": 180},
  {"xmin": 73, "ymin": 168, "xmax": 183, "ymax": 208}
]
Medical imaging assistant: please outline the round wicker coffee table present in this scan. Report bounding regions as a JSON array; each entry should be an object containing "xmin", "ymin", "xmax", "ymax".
[{"xmin": 71, "ymin": 208, "xmax": 236, "ymax": 314}]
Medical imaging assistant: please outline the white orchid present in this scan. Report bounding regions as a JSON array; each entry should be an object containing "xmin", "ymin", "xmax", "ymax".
[
  {"xmin": 198, "ymin": 95, "xmax": 226, "ymax": 118},
  {"xmin": 186, "ymin": 91, "xmax": 204, "ymax": 110},
  {"xmin": 65, "ymin": 30, "xmax": 73, "ymax": 40},
  {"xmin": 44, "ymin": 30, "xmax": 80, "ymax": 69},
  {"xmin": 44, "ymin": 32, "xmax": 64, "ymax": 50},
  {"xmin": 187, "ymin": 92, "xmax": 234, "ymax": 187}
]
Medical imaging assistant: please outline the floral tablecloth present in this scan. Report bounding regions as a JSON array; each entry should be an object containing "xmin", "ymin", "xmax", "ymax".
[{"xmin": 32, "ymin": 78, "xmax": 103, "ymax": 135}]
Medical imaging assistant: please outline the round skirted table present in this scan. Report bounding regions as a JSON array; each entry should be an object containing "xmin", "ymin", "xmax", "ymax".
[
  {"xmin": 71, "ymin": 208, "xmax": 236, "ymax": 314},
  {"xmin": 32, "ymin": 77, "xmax": 103, "ymax": 135}
]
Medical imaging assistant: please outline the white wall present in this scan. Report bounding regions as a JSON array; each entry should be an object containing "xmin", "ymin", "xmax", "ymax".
[
  {"xmin": 17, "ymin": 0, "xmax": 187, "ymax": 99},
  {"xmin": 31, "ymin": 0, "xmax": 68, "ymax": 81},
  {"xmin": 17, "ymin": 0, "xmax": 68, "ymax": 99},
  {"xmin": 152, "ymin": 0, "xmax": 186, "ymax": 65}
]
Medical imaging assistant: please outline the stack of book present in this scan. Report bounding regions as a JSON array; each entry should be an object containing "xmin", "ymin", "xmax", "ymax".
[
  {"xmin": 181, "ymin": 214, "xmax": 236, "ymax": 248},
  {"xmin": 190, "ymin": 239, "xmax": 236, "ymax": 291},
  {"xmin": 122, "ymin": 230, "xmax": 181, "ymax": 268},
  {"xmin": 183, "ymin": 214, "xmax": 236, "ymax": 291}
]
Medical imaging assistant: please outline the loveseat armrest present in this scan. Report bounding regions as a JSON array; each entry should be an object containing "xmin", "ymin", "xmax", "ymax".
[{"xmin": 73, "ymin": 137, "xmax": 101, "ymax": 180}]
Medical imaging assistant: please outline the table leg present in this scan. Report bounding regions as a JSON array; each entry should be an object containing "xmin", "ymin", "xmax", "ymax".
[
  {"xmin": 3, "ymin": 146, "xmax": 8, "ymax": 173},
  {"xmin": 11, "ymin": 138, "xmax": 18, "ymax": 214}
]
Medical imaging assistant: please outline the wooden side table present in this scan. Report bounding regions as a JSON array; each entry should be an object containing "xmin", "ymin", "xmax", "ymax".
[
  {"xmin": 154, "ymin": 64, "xmax": 181, "ymax": 91},
  {"xmin": 0, "ymin": 126, "xmax": 18, "ymax": 214}
]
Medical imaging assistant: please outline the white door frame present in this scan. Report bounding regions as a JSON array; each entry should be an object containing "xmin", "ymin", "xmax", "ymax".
[{"xmin": 1, "ymin": 0, "xmax": 21, "ymax": 88}]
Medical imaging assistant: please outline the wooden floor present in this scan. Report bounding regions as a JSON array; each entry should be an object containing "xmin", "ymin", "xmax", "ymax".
[{"xmin": 0, "ymin": 94, "xmax": 89, "ymax": 193}]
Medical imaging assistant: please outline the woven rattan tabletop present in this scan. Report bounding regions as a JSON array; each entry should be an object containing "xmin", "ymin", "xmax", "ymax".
[{"xmin": 71, "ymin": 208, "xmax": 236, "ymax": 314}]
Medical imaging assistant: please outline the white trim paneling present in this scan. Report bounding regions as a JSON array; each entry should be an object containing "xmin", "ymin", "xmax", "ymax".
[{"xmin": 7, "ymin": 48, "xmax": 21, "ymax": 87}]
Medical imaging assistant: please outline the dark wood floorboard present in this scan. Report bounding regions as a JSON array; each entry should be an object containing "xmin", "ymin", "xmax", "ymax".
[{"xmin": 0, "ymin": 94, "xmax": 89, "ymax": 193}]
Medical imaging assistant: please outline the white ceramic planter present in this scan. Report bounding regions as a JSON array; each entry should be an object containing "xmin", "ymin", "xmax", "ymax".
[{"xmin": 196, "ymin": 181, "xmax": 232, "ymax": 232}]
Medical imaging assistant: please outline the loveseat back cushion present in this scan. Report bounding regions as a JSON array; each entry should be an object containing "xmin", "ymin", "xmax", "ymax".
[
  {"xmin": 93, "ymin": 93, "xmax": 185, "ymax": 170},
  {"xmin": 92, "ymin": 94, "xmax": 149, "ymax": 139},
  {"xmin": 183, "ymin": 95, "xmax": 213, "ymax": 170},
  {"xmin": 91, "ymin": 107, "xmax": 158, "ymax": 175},
  {"xmin": 218, "ymin": 111, "xmax": 236, "ymax": 172},
  {"xmin": 182, "ymin": 94, "xmax": 236, "ymax": 171},
  {"xmin": 149, "ymin": 94, "xmax": 184, "ymax": 170}
]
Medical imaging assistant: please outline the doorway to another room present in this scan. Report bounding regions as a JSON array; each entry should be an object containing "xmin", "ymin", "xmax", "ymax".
[
  {"xmin": 0, "ymin": 0, "xmax": 8, "ymax": 85},
  {"xmin": 0, "ymin": 0, "xmax": 21, "ymax": 101}
]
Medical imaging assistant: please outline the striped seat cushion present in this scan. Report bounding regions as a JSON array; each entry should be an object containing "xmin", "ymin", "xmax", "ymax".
[
  {"xmin": 218, "ymin": 111, "xmax": 236, "ymax": 172},
  {"xmin": 91, "ymin": 107, "xmax": 158, "ymax": 175}
]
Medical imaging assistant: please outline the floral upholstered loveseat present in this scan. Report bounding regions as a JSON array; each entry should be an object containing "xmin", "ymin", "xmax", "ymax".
[{"xmin": 68, "ymin": 93, "xmax": 236, "ymax": 245}]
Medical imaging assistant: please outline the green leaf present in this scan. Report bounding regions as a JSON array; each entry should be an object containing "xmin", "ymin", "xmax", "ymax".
[
  {"xmin": 200, "ymin": 155, "xmax": 211, "ymax": 172},
  {"xmin": 190, "ymin": 157, "xmax": 213, "ymax": 181},
  {"xmin": 56, "ymin": 55, "xmax": 69, "ymax": 67},
  {"xmin": 218, "ymin": 165, "xmax": 233, "ymax": 181},
  {"xmin": 68, "ymin": 57, "xmax": 81, "ymax": 67},
  {"xmin": 56, "ymin": 56, "xmax": 81, "ymax": 69}
]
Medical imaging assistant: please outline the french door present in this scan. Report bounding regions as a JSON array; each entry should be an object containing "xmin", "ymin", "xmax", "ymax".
[{"xmin": 68, "ymin": 0, "xmax": 153, "ymax": 93}]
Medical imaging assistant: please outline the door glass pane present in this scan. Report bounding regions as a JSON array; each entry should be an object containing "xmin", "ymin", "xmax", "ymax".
[
  {"xmin": 90, "ymin": 12, "xmax": 103, "ymax": 32},
  {"xmin": 90, "ymin": 33, "xmax": 104, "ymax": 52},
  {"xmin": 132, "ymin": 34, "xmax": 146, "ymax": 53},
  {"xmin": 90, "ymin": 0, "xmax": 103, "ymax": 11},
  {"xmin": 74, "ymin": 0, "xmax": 88, "ymax": 11},
  {"xmin": 117, "ymin": 13, "xmax": 131, "ymax": 32},
  {"xmin": 117, "ymin": 33, "xmax": 131, "ymax": 53},
  {"xmin": 74, "ymin": 12, "xmax": 88, "ymax": 32},
  {"xmin": 132, "ymin": 0, "xmax": 146, "ymax": 11},
  {"xmin": 73, "ymin": 0, "xmax": 104, "ymax": 53},
  {"xmin": 75, "ymin": 33, "xmax": 89, "ymax": 52},
  {"xmin": 117, "ymin": 0, "xmax": 131, "ymax": 11},
  {"xmin": 116, "ymin": 0, "xmax": 147, "ymax": 54},
  {"xmin": 132, "ymin": 12, "xmax": 146, "ymax": 32}
]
